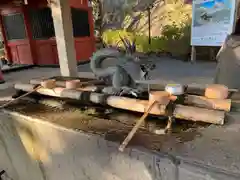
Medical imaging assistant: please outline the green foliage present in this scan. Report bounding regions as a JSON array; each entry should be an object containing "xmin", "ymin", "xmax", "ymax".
[
  {"xmin": 160, "ymin": 23, "xmax": 191, "ymax": 55},
  {"xmin": 102, "ymin": 22, "xmax": 191, "ymax": 56},
  {"xmin": 102, "ymin": 30, "xmax": 135, "ymax": 47},
  {"xmin": 93, "ymin": 0, "xmax": 193, "ymax": 56},
  {"xmin": 101, "ymin": 0, "xmax": 192, "ymax": 56}
]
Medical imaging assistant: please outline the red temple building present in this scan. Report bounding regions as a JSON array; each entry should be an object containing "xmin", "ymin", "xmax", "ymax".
[{"xmin": 0, "ymin": 0, "xmax": 95, "ymax": 65}]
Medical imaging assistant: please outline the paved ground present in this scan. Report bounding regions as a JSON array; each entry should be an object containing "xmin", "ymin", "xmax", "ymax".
[
  {"xmin": 0, "ymin": 58, "xmax": 216, "ymax": 103},
  {"xmin": 0, "ymin": 58, "xmax": 217, "ymax": 89},
  {"xmin": 78, "ymin": 58, "xmax": 217, "ymax": 85}
]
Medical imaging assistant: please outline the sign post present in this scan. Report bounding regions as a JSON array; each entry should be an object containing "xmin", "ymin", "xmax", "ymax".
[{"xmin": 191, "ymin": 0, "xmax": 236, "ymax": 62}]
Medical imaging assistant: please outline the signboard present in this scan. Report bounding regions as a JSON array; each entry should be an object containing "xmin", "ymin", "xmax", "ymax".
[{"xmin": 191, "ymin": 0, "xmax": 236, "ymax": 46}]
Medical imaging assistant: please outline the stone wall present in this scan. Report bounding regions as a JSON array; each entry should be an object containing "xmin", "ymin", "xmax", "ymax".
[
  {"xmin": 0, "ymin": 111, "xmax": 239, "ymax": 180},
  {"xmin": 0, "ymin": 113, "xmax": 44, "ymax": 180}
]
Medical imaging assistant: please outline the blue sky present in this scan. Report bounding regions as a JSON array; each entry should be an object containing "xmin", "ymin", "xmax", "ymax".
[{"xmin": 199, "ymin": 0, "xmax": 231, "ymax": 9}]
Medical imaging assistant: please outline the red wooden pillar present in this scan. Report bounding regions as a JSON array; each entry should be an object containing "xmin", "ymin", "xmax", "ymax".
[
  {"xmin": 22, "ymin": 5, "xmax": 36, "ymax": 64},
  {"xmin": 0, "ymin": 13, "xmax": 11, "ymax": 62}
]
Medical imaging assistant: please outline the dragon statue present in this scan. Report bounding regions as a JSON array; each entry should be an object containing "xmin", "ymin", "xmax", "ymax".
[
  {"xmin": 90, "ymin": 36, "xmax": 156, "ymax": 97},
  {"xmin": 90, "ymin": 48, "xmax": 141, "ymax": 97}
]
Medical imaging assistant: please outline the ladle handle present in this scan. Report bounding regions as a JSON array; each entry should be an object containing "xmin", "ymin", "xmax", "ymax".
[{"xmin": 118, "ymin": 100, "xmax": 157, "ymax": 152}]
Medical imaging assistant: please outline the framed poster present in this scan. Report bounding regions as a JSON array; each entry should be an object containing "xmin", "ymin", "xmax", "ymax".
[{"xmin": 191, "ymin": 0, "xmax": 236, "ymax": 46}]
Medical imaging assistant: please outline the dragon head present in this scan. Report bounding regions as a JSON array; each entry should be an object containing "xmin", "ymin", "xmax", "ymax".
[{"xmin": 118, "ymin": 34, "xmax": 156, "ymax": 78}]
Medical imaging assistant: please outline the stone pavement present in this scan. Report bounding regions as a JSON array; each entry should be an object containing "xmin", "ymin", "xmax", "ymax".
[
  {"xmin": 77, "ymin": 58, "xmax": 217, "ymax": 85},
  {"xmin": 0, "ymin": 58, "xmax": 216, "ymax": 88},
  {"xmin": 0, "ymin": 58, "xmax": 216, "ymax": 96}
]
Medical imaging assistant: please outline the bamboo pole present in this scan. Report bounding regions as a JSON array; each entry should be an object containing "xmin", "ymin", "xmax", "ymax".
[
  {"xmin": 149, "ymin": 91, "xmax": 231, "ymax": 111},
  {"xmin": 30, "ymin": 78, "xmax": 103, "ymax": 87},
  {"xmin": 137, "ymin": 82, "xmax": 239, "ymax": 98},
  {"xmin": 0, "ymin": 86, "xmax": 42, "ymax": 108},
  {"xmin": 14, "ymin": 84, "xmax": 225, "ymax": 125},
  {"xmin": 31, "ymin": 78, "xmax": 239, "ymax": 100},
  {"xmin": 184, "ymin": 95, "xmax": 231, "ymax": 112},
  {"xmin": 173, "ymin": 105, "xmax": 224, "ymax": 125},
  {"xmin": 30, "ymin": 80, "xmax": 232, "ymax": 112}
]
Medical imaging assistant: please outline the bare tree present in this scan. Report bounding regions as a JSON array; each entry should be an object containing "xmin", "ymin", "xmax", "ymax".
[{"xmin": 92, "ymin": 0, "xmax": 104, "ymax": 36}]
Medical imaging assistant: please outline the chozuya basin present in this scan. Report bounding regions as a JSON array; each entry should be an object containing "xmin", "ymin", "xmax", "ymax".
[{"xmin": 165, "ymin": 84, "xmax": 184, "ymax": 95}]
